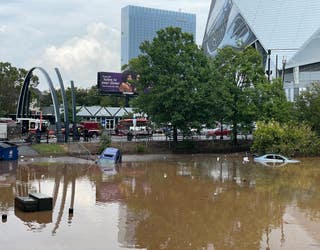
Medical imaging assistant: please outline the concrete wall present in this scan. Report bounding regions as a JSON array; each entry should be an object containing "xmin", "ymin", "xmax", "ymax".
[{"xmin": 66, "ymin": 140, "xmax": 252, "ymax": 156}]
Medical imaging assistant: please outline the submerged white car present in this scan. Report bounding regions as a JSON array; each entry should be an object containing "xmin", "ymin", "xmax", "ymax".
[{"xmin": 254, "ymin": 154, "xmax": 300, "ymax": 164}]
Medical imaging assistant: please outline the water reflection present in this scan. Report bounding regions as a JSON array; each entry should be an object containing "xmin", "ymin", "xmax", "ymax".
[{"xmin": 0, "ymin": 155, "xmax": 320, "ymax": 249}]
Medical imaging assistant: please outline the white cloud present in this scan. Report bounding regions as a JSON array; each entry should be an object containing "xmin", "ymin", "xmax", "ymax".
[
  {"xmin": 0, "ymin": 25, "xmax": 7, "ymax": 33},
  {"xmin": 38, "ymin": 22, "xmax": 120, "ymax": 89},
  {"xmin": 0, "ymin": 0, "xmax": 211, "ymax": 90}
]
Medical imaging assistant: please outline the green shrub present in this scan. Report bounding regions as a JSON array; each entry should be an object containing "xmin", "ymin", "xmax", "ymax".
[
  {"xmin": 99, "ymin": 131, "xmax": 112, "ymax": 153},
  {"xmin": 251, "ymin": 120, "xmax": 320, "ymax": 156},
  {"xmin": 136, "ymin": 144, "xmax": 145, "ymax": 153}
]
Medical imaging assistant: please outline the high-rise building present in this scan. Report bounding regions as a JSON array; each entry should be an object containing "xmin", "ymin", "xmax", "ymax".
[
  {"xmin": 121, "ymin": 5, "xmax": 196, "ymax": 66},
  {"xmin": 202, "ymin": 0, "xmax": 320, "ymax": 101}
]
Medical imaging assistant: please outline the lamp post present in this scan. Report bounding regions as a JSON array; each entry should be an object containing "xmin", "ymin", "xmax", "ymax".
[
  {"xmin": 267, "ymin": 49, "xmax": 272, "ymax": 82},
  {"xmin": 282, "ymin": 57, "xmax": 286, "ymax": 83},
  {"xmin": 266, "ymin": 48, "xmax": 298, "ymax": 82}
]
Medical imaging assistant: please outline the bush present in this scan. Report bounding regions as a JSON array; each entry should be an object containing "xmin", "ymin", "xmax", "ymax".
[
  {"xmin": 99, "ymin": 131, "xmax": 112, "ymax": 153},
  {"xmin": 251, "ymin": 121, "xmax": 320, "ymax": 156},
  {"xmin": 136, "ymin": 144, "xmax": 145, "ymax": 153}
]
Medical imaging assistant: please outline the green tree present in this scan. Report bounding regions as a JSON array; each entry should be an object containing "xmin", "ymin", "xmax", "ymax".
[
  {"xmin": 208, "ymin": 47, "xmax": 266, "ymax": 144},
  {"xmin": 0, "ymin": 62, "xmax": 38, "ymax": 116},
  {"xmin": 125, "ymin": 27, "xmax": 211, "ymax": 142},
  {"xmin": 256, "ymin": 78, "xmax": 293, "ymax": 123},
  {"xmin": 40, "ymin": 85, "xmax": 126, "ymax": 110},
  {"xmin": 39, "ymin": 90, "xmax": 52, "ymax": 107},
  {"xmin": 294, "ymin": 82, "xmax": 320, "ymax": 135}
]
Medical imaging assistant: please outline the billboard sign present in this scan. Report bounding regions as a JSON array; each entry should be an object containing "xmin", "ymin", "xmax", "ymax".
[{"xmin": 97, "ymin": 72, "xmax": 137, "ymax": 95}]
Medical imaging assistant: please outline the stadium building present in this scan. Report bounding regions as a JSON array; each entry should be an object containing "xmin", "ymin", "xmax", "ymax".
[{"xmin": 202, "ymin": 0, "xmax": 320, "ymax": 101}]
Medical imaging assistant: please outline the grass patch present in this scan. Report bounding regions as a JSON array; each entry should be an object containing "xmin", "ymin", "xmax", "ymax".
[
  {"xmin": 136, "ymin": 144, "xmax": 146, "ymax": 153},
  {"xmin": 31, "ymin": 144, "xmax": 66, "ymax": 156}
]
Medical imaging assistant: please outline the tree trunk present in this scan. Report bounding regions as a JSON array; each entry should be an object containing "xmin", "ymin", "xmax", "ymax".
[
  {"xmin": 173, "ymin": 125, "xmax": 178, "ymax": 143},
  {"xmin": 220, "ymin": 119, "xmax": 223, "ymax": 140},
  {"xmin": 232, "ymin": 121, "xmax": 238, "ymax": 145}
]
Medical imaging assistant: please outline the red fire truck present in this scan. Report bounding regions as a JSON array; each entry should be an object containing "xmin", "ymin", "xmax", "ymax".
[{"xmin": 79, "ymin": 121, "xmax": 102, "ymax": 138}]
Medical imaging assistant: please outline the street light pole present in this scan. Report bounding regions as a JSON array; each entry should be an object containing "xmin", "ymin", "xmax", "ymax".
[
  {"xmin": 282, "ymin": 57, "xmax": 286, "ymax": 83},
  {"xmin": 275, "ymin": 55, "xmax": 278, "ymax": 78},
  {"xmin": 267, "ymin": 49, "xmax": 271, "ymax": 82}
]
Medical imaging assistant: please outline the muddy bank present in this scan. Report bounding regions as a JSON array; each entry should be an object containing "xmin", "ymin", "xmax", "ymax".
[
  {"xmin": 17, "ymin": 140, "xmax": 252, "ymax": 159},
  {"xmin": 65, "ymin": 140, "xmax": 252, "ymax": 156}
]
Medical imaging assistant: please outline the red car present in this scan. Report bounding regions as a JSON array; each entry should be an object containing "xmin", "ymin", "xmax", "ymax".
[{"xmin": 205, "ymin": 127, "xmax": 231, "ymax": 138}]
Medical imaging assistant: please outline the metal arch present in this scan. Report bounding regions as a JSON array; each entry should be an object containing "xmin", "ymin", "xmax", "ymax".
[
  {"xmin": 16, "ymin": 67, "xmax": 63, "ymax": 142},
  {"xmin": 55, "ymin": 68, "xmax": 69, "ymax": 142},
  {"xmin": 16, "ymin": 68, "xmax": 34, "ymax": 118}
]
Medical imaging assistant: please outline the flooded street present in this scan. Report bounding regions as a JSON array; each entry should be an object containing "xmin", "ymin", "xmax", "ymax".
[{"xmin": 1, "ymin": 154, "xmax": 320, "ymax": 250}]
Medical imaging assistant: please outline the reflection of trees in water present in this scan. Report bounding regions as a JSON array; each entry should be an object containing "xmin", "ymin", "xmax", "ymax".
[
  {"xmin": 0, "ymin": 161, "xmax": 18, "ymax": 212},
  {"xmin": 4, "ymin": 157, "xmax": 320, "ymax": 246},
  {"xmin": 12, "ymin": 164, "xmax": 87, "ymax": 233},
  {"xmin": 285, "ymin": 162, "xmax": 320, "ymax": 221},
  {"xmin": 114, "ymin": 157, "xmax": 320, "ymax": 249}
]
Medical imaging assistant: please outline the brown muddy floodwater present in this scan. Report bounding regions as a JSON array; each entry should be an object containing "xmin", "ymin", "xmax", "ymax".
[{"xmin": 1, "ymin": 154, "xmax": 320, "ymax": 250}]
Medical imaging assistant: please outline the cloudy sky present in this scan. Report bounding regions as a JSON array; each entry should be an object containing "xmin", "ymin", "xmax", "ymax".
[{"xmin": 0, "ymin": 0, "xmax": 210, "ymax": 91}]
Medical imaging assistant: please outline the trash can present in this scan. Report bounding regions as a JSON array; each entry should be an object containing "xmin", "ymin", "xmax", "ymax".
[{"xmin": 0, "ymin": 142, "xmax": 18, "ymax": 160}]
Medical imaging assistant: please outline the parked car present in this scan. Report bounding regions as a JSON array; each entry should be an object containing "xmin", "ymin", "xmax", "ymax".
[
  {"xmin": 205, "ymin": 126, "xmax": 231, "ymax": 138},
  {"xmin": 254, "ymin": 154, "xmax": 300, "ymax": 164}
]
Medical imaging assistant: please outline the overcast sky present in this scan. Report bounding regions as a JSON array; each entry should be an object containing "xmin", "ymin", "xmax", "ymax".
[{"xmin": 0, "ymin": 0, "xmax": 210, "ymax": 90}]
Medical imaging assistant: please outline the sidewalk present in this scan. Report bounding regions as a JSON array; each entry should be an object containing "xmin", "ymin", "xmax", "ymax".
[{"xmin": 17, "ymin": 144, "xmax": 39, "ymax": 157}]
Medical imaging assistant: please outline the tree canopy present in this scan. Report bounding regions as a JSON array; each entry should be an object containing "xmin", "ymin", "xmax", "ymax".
[
  {"xmin": 207, "ymin": 47, "xmax": 266, "ymax": 144},
  {"xmin": 126, "ymin": 27, "xmax": 211, "ymax": 142},
  {"xmin": 40, "ymin": 85, "xmax": 126, "ymax": 109},
  {"xmin": 207, "ymin": 47, "xmax": 293, "ymax": 144},
  {"xmin": 294, "ymin": 82, "xmax": 320, "ymax": 135},
  {"xmin": 255, "ymin": 78, "xmax": 293, "ymax": 123},
  {"xmin": 0, "ymin": 62, "xmax": 38, "ymax": 117}
]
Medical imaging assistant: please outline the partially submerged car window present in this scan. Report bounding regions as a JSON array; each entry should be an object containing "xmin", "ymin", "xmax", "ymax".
[
  {"xmin": 275, "ymin": 155, "xmax": 284, "ymax": 160},
  {"xmin": 104, "ymin": 154, "xmax": 114, "ymax": 158}
]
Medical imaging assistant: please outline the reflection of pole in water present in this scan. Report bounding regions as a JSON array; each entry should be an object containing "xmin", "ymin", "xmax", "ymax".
[
  {"xmin": 219, "ymin": 158, "xmax": 223, "ymax": 181},
  {"xmin": 52, "ymin": 166, "xmax": 69, "ymax": 234},
  {"xmin": 280, "ymin": 210, "xmax": 285, "ymax": 246},
  {"xmin": 266, "ymin": 225, "xmax": 270, "ymax": 250},
  {"xmin": 68, "ymin": 176, "xmax": 76, "ymax": 223},
  {"xmin": 52, "ymin": 167, "xmax": 62, "ymax": 208},
  {"xmin": 52, "ymin": 166, "xmax": 77, "ymax": 234}
]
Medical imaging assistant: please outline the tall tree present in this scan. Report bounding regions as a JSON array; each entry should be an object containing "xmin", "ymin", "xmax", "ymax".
[
  {"xmin": 0, "ymin": 62, "xmax": 38, "ymax": 117},
  {"xmin": 256, "ymin": 78, "xmax": 293, "ymax": 123},
  {"xmin": 125, "ymin": 27, "xmax": 211, "ymax": 142},
  {"xmin": 294, "ymin": 82, "xmax": 320, "ymax": 135},
  {"xmin": 208, "ymin": 47, "xmax": 266, "ymax": 144}
]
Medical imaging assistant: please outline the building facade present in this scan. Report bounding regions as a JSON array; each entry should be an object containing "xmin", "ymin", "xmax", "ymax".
[
  {"xmin": 121, "ymin": 5, "xmax": 196, "ymax": 66},
  {"xmin": 202, "ymin": 0, "xmax": 320, "ymax": 101},
  {"xmin": 76, "ymin": 106, "xmax": 135, "ymax": 131}
]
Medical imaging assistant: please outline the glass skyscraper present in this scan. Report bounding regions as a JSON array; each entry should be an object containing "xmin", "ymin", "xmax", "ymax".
[{"xmin": 121, "ymin": 5, "xmax": 196, "ymax": 66}]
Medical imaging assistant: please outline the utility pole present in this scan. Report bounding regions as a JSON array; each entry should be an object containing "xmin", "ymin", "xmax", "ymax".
[
  {"xmin": 267, "ymin": 49, "xmax": 272, "ymax": 82},
  {"xmin": 282, "ymin": 57, "xmax": 287, "ymax": 83}
]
